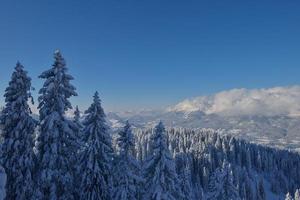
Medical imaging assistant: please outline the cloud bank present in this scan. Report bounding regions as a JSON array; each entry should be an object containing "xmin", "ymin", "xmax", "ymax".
[{"xmin": 168, "ymin": 86, "xmax": 300, "ymax": 117}]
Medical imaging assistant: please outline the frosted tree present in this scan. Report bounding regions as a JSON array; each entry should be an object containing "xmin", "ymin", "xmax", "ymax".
[
  {"xmin": 0, "ymin": 63, "xmax": 36, "ymax": 200},
  {"xmin": 68, "ymin": 106, "xmax": 83, "ymax": 165},
  {"xmin": 207, "ymin": 163, "xmax": 240, "ymax": 200},
  {"xmin": 73, "ymin": 106, "xmax": 83, "ymax": 141},
  {"xmin": 0, "ymin": 166, "xmax": 6, "ymax": 200},
  {"xmin": 285, "ymin": 192, "xmax": 294, "ymax": 200},
  {"xmin": 239, "ymin": 183, "xmax": 246, "ymax": 200},
  {"xmin": 295, "ymin": 189, "xmax": 300, "ymax": 200},
  {"xmin": 175, "ymin": 152, "xmax": 196, "ymax": 200},
  {"xmin": 207, "ymin": 167, "xmax": 223, "ymax": 200},
  {"xmin": 35, "ymin": 51, "xmax": 77, "ymax": 199},
  {"xmin": 143, "ymin": 121, "xmax": 183, "ymax": 200},
  {"xmin": 256, "ymin": 178, "xmax": 266, "ymax": 200},
  {"xmin": 178, "ymin": 165, "xmax": 196, "ymax": 200},
  {"xmin": 78, "ymin": 92, "xmax": 113, "ymax": 200},
  {"xmin": 70, "ymin": 106, "xmax": 83, "ymax": 198},
  {"xmin": 72, "ymin": 106, "xmax": 83, "ymax": 149},
  {"xmin": 245, "ymin": 148, "xmax": 252, "ymax": 171},
  {"xmin": 112, "ymin": 121, "xmax": 142, "ymax": 200}
]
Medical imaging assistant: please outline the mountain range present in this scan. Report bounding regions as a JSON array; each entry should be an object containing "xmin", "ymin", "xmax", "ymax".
[{"xmin": 107, "ymin": 86, "xmax": 300, "ymax": 151}]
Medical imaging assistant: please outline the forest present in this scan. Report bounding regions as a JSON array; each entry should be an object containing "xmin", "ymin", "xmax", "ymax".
[{"xmin": 0, "ymin": 51, "xmax": 300, "ymax": 200}]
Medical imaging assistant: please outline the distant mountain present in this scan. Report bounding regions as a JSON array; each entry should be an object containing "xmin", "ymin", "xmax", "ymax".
[
  {"xmin": 107, "ymin": 86, "xmax": 300, "ymax": 151},
  {"xmin": 167, "ymin": 86, "xmax": 300, "ymax": 117}
]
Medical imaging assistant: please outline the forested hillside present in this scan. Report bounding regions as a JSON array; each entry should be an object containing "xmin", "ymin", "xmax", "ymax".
[{"xmin": 133, "ymin": 127, "xmax": 300, "ymax": 199}]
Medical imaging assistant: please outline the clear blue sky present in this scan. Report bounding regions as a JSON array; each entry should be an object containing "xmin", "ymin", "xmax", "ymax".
[{"xmin": 0, "ymin": 0, "xmax": 300, "ymax": 111}]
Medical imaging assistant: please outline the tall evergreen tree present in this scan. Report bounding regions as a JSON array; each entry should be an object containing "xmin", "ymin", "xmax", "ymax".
[
  {"xmin": 143, "ymin": 121, "xmax": 183, "ymax": 200},
  {"xmin": 178, "ymin": 165, "xmax": 196, "ymax": 200},
  {"xmin": 295, "ymin": 189, "xmax": 300, "ymax": 200},
  {"xmin": 35, "ymin": 50, "xmax": 77, "ymax": 199},
  {"xmin": 112, "ymin": 121, "xmax": 142, "ymax": 200},
  {"xmin": 207, "ymin": 162, "xmax": 240, "ymax": 200},
  {"xmin": 285, "ymin": 192, "xmax": 293, "ymax": 200},
  {"xmin": 71, "ymin": 105, "xmax": 83, "ymax": 155},
  {"xmin": 68, "ymin": 106, "xmax": 83, "ymax": 166},
  {"xmin": 78, "ymin": 92, "xmax": 113, "ymax": 200},
  {"xmin": 0, "ymin": 63, "xmax": 36, "ymax": 200},
  {"xmin": 0, "ymin": 166, "xmax": 6, "ymax": 200},
  {"xmin": 256, "ymin": 178, "xmax": 266, "ymax": 200},
  {"xmin": 73, "ymin": 106, "xmax": 83, "ymax": 137},
  {"xmin": 70, "ymin": 106, "xmax": 83, "ymax": 198}
]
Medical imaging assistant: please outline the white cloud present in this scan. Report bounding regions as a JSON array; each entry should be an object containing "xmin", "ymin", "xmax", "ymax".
[{"xmin": 168, "ymin": 86, "xmax": 300, "ymax": 117}]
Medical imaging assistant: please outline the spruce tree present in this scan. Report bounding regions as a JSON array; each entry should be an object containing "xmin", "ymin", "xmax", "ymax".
[
  {"xmin": 256, "ymin": 178, "xmax": 266, "ymax": 200},
  {"xmin": 295, "ymin": 189, "xmax": 300, "ymax": 200},
  {"xmin": 178, "ymin": 165, "xmax": 196, "ymax": 200},
  {"xmin": 0, "ymin": 62, "xmax": 36, "ymax": 200},
  {"xmin": 35, "ymin": 50, "xmax": 77, "ymax": 199},
  {"xmin": 73, "ymin": 106, "xmax": 83, "ymax": 138},
  {"xmin": 285, "ymin": 192, "xmax": 293, "ymax": 200},
  {"xmin": 71, "ymin": 106, "xmax": 83, "ymax": 161},
  {"xmin": 143, "ymin": 121, "xmax": 183, "ymax": 200},
  {"xmin": 78, "ymin": 92, "xmax": 113, "ymax": 200},
  {"xmin": 0, "ymin": 166, "xmax": 6, "ymax": 200},
  {"xmin": 207, "ymin": 163, "xmax": 240, "ymax": 200},
  {"xmin": 112, "ymin": 121, "xmax": 142, "ymax": 200},
  {"xmin": 70, "ymin": 106, "xmax": 83, "ymax": 198}
]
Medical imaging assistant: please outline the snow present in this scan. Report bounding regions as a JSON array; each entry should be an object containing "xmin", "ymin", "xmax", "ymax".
[
  {"xmin": 2, "ymin": 54, "xmax": 300, "ymax": 200},
  {"xmin": 168, "ymin": 86, "xmax": 300, "ymax": 117}
]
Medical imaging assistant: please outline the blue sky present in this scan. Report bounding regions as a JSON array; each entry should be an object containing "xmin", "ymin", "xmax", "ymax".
[{"xmin": 0, "ymin": 0, "xmax": 300, "ymax": 111}]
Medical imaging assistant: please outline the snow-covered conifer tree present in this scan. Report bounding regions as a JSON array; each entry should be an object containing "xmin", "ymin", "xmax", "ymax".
[
  {"xmin": 35, "ymin": 51, "xmax": 77, "ymax": 199},
  {"xmin": 0, "ymin": 63, "xmax": 36, "ymax": 200},
  {"xmin": 72, "ymin": 105, "xmax": 83, "ymax": 143},
  {"xmin": 78, "ymin": 92, "xmax": 113, "ymax": 200},
  {"xmin": 178, "ymin": 165, "xmax": 196, "ymax": 200},
  {"xmin": 112, "ymin": 121, "xmax": 142, "ymax": 200},
  {"xmin": 285, "ymin": 192, "xmax": 294, "ymax": 200},
  {"xmin": 207, "ymin": 162, "xmax": 240, "ymax": 200},
  {"xmin": 68, "ymin": 105, "xmax": 83, "ymax": 166},
  {"xmin": 295, "ymin": 189, "xmax": 300, "ymax": 200},
  {"xmin": 245, "ymin": 148, "xmax": 252, "ymax": 171},
  {"xmin": 0, "ymin": 166, "xmax": 6, "ymax": 200},
  {"xmin": 256, "ymin": 178, "xmax": 266, "ymax": 200},
  {"xmin": 143, "ymin": 121, "xmax": 183, "ymax": 200},
  {"xmin": 70, "ymin": 106, "xmax": 84, "ymax": 198}
]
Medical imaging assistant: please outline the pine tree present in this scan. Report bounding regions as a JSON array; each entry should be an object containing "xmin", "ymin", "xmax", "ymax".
[
  {"xmin": 0, "ymin": 62, "xmax": 36, "ymax": 200},
  {"xmin": 112, "ymin": 121, "xmax": 142, "ymax": 200},
  {"xmin": 143, "ymin": 121, "xmax": 183, "ymax": 200},
  {"xmin": 70, "ymin": 106, "xmax": 83, "ymax": 198},
  {"xmin": 239, "ymin": 183, "xmax": 246, "ymax": 200},
  {"xmin": 35, "ymin": 50, "xmax": 77, "ymax": 199},
  {"xmin": 245, "ymin": 148, "xmax": 251, "ymax": 171},
  {"xmin": 295, "ymin": 189, "xmax": 300, "ymax": 200},
  {"xmin": 207, "ymin": 167, "xmax": 223, "ymax": 200},
  {"xmin": 73, "ymin": 105, "xmax": 83, "ymax": 153},
  {"xmin": 285, "ymin": 192, "xmax": 294, "ymax": 200},
  {"xmin": 72, "ymin": 106, "xmax": 83, "ymax": 147},
  {"xmin": 256, "ymin": 178, "xmax": 266, "ymax": 200},
  {"xmin": 178, "ymin": 165, "xmax": 196, "ymax": 200},
  {"xmin": 73, "ymin": 106, "xmax": 83, "ymax": 139},
  {"xmin": 78, "ymin": 92, "xmax": 113, "ymax": 200},
  {"xmin": 207, "ymin": 162, "xmax": 240, "ymax": 200},
  {"xmin": 0, "ymin": 166, "xmax": 6, "ymax": 200}
]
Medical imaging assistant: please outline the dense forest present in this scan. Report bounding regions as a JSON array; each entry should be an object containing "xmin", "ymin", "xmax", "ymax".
[{"xmin": 1, "ymin": 51, "xmax": 300, "ymax": 200}]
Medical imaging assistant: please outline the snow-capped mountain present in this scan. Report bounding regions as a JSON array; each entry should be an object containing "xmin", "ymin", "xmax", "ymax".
[
  {"xmin": 167, "ymin": 86, "xmax": 300, "ymax": 117},
  {"xmin": 107, "ymin": 86, "xmax": 300, "ymax": 151}
]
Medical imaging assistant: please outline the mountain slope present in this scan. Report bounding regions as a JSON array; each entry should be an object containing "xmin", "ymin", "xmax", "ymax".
[{"xmin": 108, "ymin": 86, "xmax": 300, "ymax": 151}]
